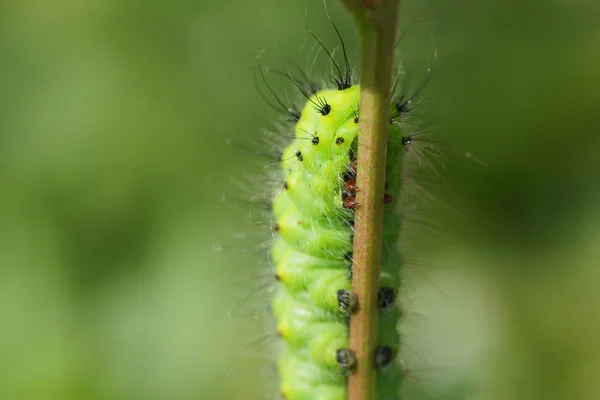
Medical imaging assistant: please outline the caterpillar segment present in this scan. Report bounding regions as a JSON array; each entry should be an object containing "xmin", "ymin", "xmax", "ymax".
[{"xmin": 272, "ymin": 84, "xmax": 406, "ymax": 399}]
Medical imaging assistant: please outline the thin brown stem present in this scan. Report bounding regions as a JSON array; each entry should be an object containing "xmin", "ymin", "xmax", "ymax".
[{"xmin": 337, "ymin": 1, "xmax": 401, "ymax": 400}]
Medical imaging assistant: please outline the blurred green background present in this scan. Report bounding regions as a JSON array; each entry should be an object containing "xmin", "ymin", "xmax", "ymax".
[{"xmin": 1, "ymin": 1, "xmax": 599, "ymax": 399}]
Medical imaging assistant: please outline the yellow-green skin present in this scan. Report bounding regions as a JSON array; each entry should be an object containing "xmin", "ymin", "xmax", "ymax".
[{"xmin": 272, "ymin": 85, "xmax": 405, "ymax": 399}]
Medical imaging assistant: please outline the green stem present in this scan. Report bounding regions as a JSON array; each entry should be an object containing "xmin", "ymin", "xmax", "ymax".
[{"xmin": 338, "ymin": 1, "xmax": 401, "ymax": 400}]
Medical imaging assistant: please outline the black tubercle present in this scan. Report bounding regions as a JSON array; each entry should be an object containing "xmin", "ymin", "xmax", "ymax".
[
  {"xmin": 311, "ymin": 136, "xmax": 319, "ymax": 145},
  {"xmin": 350, "ymin": 105, "xmax": 360, "ymax": 124},
  {"xmin": 374, "ymin": 346, "xmax": 393, "ymax": 369},
  {"xmin": 320, "ymin": 104, "xmax": 331, "ymax": 116},
  {"xmin": 395, "ymin": 99, "xmax": 411, "ymax": 115},
  {"xmin": 335, "ymin": 137, "xmax": 345, "ymax": 145},
  {"xmin": 336, "ymin": 349, "xmax": 357, "ymax": 375},
  {"xmin": 378, "ymin": 287, "xmax": 396, "ymax": 308},
  {"xmin": 337, "ymin": 289, "xmax": 357, "ymax": 314},
  {"xmin": 401, "ymin": 136, "xmax": 412, "ymax": 146},
  {"xmin": 295, "ymin": 151, "xmax": 303, "ymax": 161}
]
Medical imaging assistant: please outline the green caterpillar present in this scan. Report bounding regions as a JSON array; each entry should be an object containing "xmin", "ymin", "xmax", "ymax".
[{"xmin": 264, "ymin": 47, "xmax": 423, "ymax": 397}]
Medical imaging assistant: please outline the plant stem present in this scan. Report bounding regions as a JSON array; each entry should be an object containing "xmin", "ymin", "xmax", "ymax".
[{"xmin": 338, "ymin": 1, "xmax": 401, "ymax": 400}]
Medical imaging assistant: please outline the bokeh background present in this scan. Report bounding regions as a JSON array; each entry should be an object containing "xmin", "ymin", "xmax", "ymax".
[{"xmin": 1, "ymin": 1, "xmax": 599, "ymax": 399}]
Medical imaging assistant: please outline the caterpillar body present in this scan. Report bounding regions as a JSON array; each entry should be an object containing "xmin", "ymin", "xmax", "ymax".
[{"xmin": 267, "ymin": 61, "xmax": 420, "ymax": 398}]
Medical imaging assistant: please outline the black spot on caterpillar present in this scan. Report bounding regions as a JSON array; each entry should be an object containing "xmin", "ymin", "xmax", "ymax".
[
  {"xmin": 337, "ymin": 289, "xmax": 358, "ymax": 314},
  {"xmin": 378, "ymin": 287, "xmax": 396, "ymax": 308},
  {"xmin": 336, "ymin": 348, "xmax": 357, "ymax": 375},
  {"xmin": 375, "ymin": 346, "xmax": 394, "ymax": 369}
]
